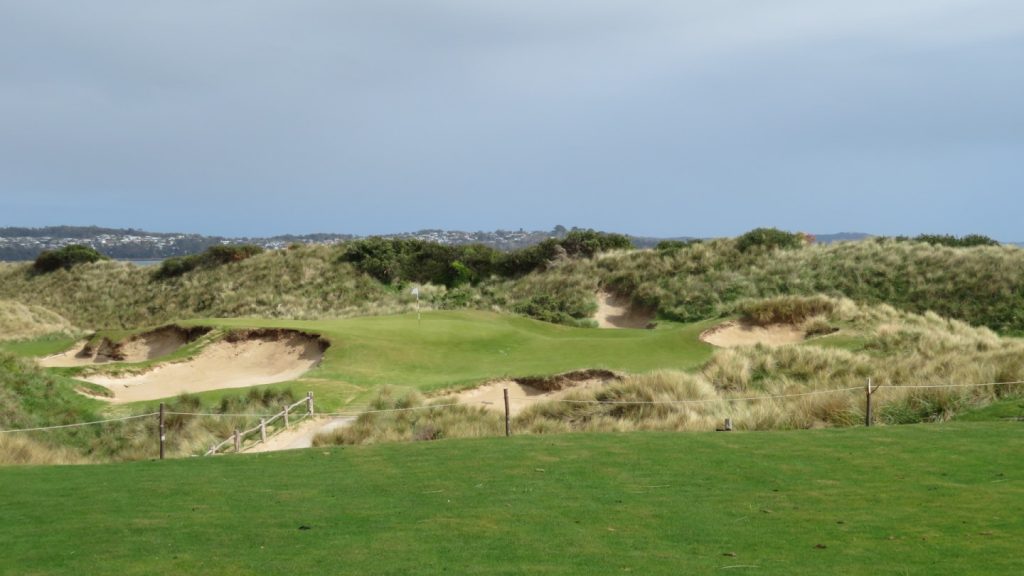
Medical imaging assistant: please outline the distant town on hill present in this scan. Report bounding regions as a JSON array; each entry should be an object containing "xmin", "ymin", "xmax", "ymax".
[{"xmin": 0, "ymin": 226, "xmax": 928, "ymax": 261}]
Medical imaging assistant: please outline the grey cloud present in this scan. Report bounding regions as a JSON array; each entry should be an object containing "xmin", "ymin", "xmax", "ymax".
[{"xmin": 1, "ymin": 1, "xmax": 1022, "ymax": 238}]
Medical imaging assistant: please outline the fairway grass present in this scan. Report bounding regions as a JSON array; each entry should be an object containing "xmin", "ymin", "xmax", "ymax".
[
  {"xmin": 0, "ymin": 334, "xmax": 78, "ymax": 358},
  {"xmin": 1, "ymin": 423, "xmax": 1021, "ymax": 575},
  {"xmin": 168, "ymin": 310, "xmax": 714, "ymax": 408}
]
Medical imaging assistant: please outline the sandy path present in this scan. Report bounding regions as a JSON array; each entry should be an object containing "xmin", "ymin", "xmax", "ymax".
[
  {"xmin": 594, "ymin": 291, "xmax": 653, "ymax": 329},
  {"xmin": 700, "ymin": 321, "xmax": 806, "ymax": 348},
  {"xmin": 450, "ymin": 378, "xmax": 610, "ymax": 416},
  {"xmin": 80, "ymin": 335, "xmax": 324, "ymax": 403},
  {"xmin": 246, "ymin": 416, "xmax": 354, "ymax": 453}
]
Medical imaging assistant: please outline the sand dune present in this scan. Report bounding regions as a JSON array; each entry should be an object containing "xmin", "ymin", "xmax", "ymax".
[{"xmin": 593, "ymin": 291, "xmax": 654, "ymax": 329}]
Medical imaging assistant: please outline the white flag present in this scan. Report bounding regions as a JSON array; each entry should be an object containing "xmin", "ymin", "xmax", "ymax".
[{"xmin": 411, "ymin": 287, "xmax": 420, "ymax": 297}]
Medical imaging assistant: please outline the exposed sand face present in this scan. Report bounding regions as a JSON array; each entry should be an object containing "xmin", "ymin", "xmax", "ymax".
[
  {"xmin": 119, "ymin": 328, "xmax": 190, "ymax": 361},
  {"xmin": 39, "ymin": 341, "xmax": 98, "ymax": 367},
  {"xmin": 700, "ymin": 321, "xmax": 806, "ymax": 348},
  {"xmin": 40, "ymin": 326, "xmax": 205, "ymax": 367},
  {"xmin": 594, "ymin": 291, "xmax": 654, "ymax": 329},
  {"xmin": 449, "ymin": 370, "xmax": 619, "ymax": 416},
  {"xmin": 80, "ymin": 332, "xmax": 326, "ymax": 403}
]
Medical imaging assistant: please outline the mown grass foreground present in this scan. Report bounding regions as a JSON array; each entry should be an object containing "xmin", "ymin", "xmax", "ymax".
[{"xmin": 2, "ymin": 424, "xmax": 1021, "ymax": 575}]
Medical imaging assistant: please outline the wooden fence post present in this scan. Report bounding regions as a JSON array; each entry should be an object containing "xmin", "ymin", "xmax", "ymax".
[
  {"xmin": 234, "ymin": 429, "xmax": 241, "ymax": 452},
  {"xmin": 158, "ymin": 402, "xmax": 165, "ymax": 460},
  {"xmin": 307, "ymin": 391, "xmax": 314, "ymax": 416},
  {"xmin": 283, "ymin": 405, "xmax": 289, "ymax": 429},
  {"xmin": 259, "ymin": 418, "xmax": 267, "ymax": 443},
  {"xmin": 865, "ymin": 378, "xmax": 874, "ymax": 427},
  {"xmin": 504, "ymin": 388, "xmax": 511, "ymax": 437}
]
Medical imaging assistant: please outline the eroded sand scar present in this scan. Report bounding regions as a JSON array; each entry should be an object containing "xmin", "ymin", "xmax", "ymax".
[
  {"xmin": 594, "ymin": 291, "xmax": 654, "ymax": 329},
  {"xmin": 699, "ymin": 321, "xmax": 806, "ymax": 348},
  {"xmin": 40, "ymin": 326, "xmax": 209, "ymax": 367},
  {"xmin": 80, "ymin": 330, "xmax": 328, "ymax": 403},
  {"xmin": 449, "ymin": 370, "xmax": 619, "ymax": 416}
]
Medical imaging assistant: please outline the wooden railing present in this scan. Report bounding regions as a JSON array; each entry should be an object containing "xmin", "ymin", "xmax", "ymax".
[{"xmin": 205, "ymin": 392, "xmax": 314, "ymax": 456}]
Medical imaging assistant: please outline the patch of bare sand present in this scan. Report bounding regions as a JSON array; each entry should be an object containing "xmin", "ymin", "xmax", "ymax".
[
  {"xmin": 40, "ymin": 326, "xmax": 207, "ymax": 367},
  {"xmin": 246, "ymin": 416, "xmax": 354, "ymax": 453},
  {"xmin": 448, "ymin": 370, "xmax": 619, "ymax": 416},
  {"xmin": 80, "ymin": 331, "xmax": 326, "ymax": 403},
  {"xmin": 119, "ymin": 327, "xmax": 193, "ymax": 361},
  {"xmin": 594, "ymin": 291, "xmax": 654, "ymax": 329},
  {"xmin": 700, "ymin": 321, "xmax": 806, "ymax": 348},
  {"xmin": 39, "ymin": 341, "xmax": 97, "ymax": 367}
]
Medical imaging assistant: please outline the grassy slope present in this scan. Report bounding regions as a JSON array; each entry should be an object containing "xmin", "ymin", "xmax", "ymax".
[
  {"xmin": 1, "ymin": 424, "xmax": 1021, "ymax": 575},
  {"xmin": 956, "ymin": 398, "xmax": 1024, "ymax": 422},
  {"xmin": 0, "ymin": 335, "xmax": 78, "ymax": 358}
]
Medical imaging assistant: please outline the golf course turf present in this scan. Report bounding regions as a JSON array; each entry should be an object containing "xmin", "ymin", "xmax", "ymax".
[{"xmin": 2, "ymin": 423, "xmax": 1021, "ymax": 575}]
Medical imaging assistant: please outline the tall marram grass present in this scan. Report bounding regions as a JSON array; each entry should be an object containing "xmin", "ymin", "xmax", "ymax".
[
  {"xmin": 0, "ymin": 435, "xmax": 86, "ymax": 465},
  {"xmin": 0, "ymin": 245, "xmax": 407, "ymax": 328},
  {"xmin": 567, "ymin": 239, "xmax": 1024, "ymax": 333},
  {"xmin": 313, "ymin": 386, "xmax": 505, "ymax": 446},
  {"xmin": 0, "ymin": 299, "xmax": 77, "ymax": 341},
  {"xmin": 4, "ymin": 238, "xmax": 1024, "ymax": 332}
]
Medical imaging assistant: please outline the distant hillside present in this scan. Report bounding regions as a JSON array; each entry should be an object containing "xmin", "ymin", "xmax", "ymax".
[
  {"xmin": 0, "ymin": 225, "xmax": 676, "ymax": 260},
  {"xmin": 1, "ymin": 226, "xmax": 1000, "ymax": 261},
  {"xmin": 627, "ymin": 235, "xmax": 698, "ymax": 248},
  {"xmin": 0, "ymin": 225, "xmax": 567, "ymax": 260},
  {"xmin": 0, "ymin": 226, "xmax": 227, "ymax": 260},
  {"xmin": 813, "ymin": 232, "xmax": 872, "ymax": 244}
]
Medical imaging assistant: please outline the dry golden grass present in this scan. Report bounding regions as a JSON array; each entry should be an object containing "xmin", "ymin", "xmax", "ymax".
[
  {"xmin": 0, "ymin": 435, "xmax": 85, "ymax": 465},
  {"xmin": 0, "ymin": 299, "xmax": 76, "ymax": 341}
]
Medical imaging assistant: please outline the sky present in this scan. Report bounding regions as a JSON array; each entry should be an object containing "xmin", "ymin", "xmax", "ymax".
[{"xmin": 1, "ymin": 1, "xmax": 1022, "ymax": 240}]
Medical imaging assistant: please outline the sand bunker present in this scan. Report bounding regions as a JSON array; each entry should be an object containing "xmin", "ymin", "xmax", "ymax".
[
  {"xmin": 40, "ymin": 326, "xmax": 209, "ymax": 367},
  {"xmin": 449, "ymin": 370, "xmax": 619, "ymax": 416},
  {"xmin": 594, "ymin": 291, "xmax": 655, "ymax": 329},
  {"xmin": 700, "ymin": 321, "xmax": 807, "ymax": 348},
  {"xmin": 79, "ymin": 329, "xmax": 328, "ymax": 403}
]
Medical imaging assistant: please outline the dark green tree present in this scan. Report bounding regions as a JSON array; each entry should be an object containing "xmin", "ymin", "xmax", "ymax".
[{"xmin": 32, "ymin": 245, "xmax": 107, "ymax": 273}]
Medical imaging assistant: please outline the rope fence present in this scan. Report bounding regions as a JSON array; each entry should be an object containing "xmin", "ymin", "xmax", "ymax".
[
  {"xmin": 1, "ymin": 379, "xmax": 1021, "ymax": 456},
  {"xmin": 0, "ymin": 412, "xmax": 158, "ymax": 434},
  {"xmin": 203, "ymin": 393, "xmax": 314, "ymax": 456}
]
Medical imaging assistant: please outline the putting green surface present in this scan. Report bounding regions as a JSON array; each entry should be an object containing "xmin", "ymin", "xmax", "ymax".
[
  {"xmin": 1, "ymin": 423, "xmax": 1021, "ymax": 575},
  {"xmin": 181, "ymin": 311, "xmax": 715, "ymax": 400}
]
